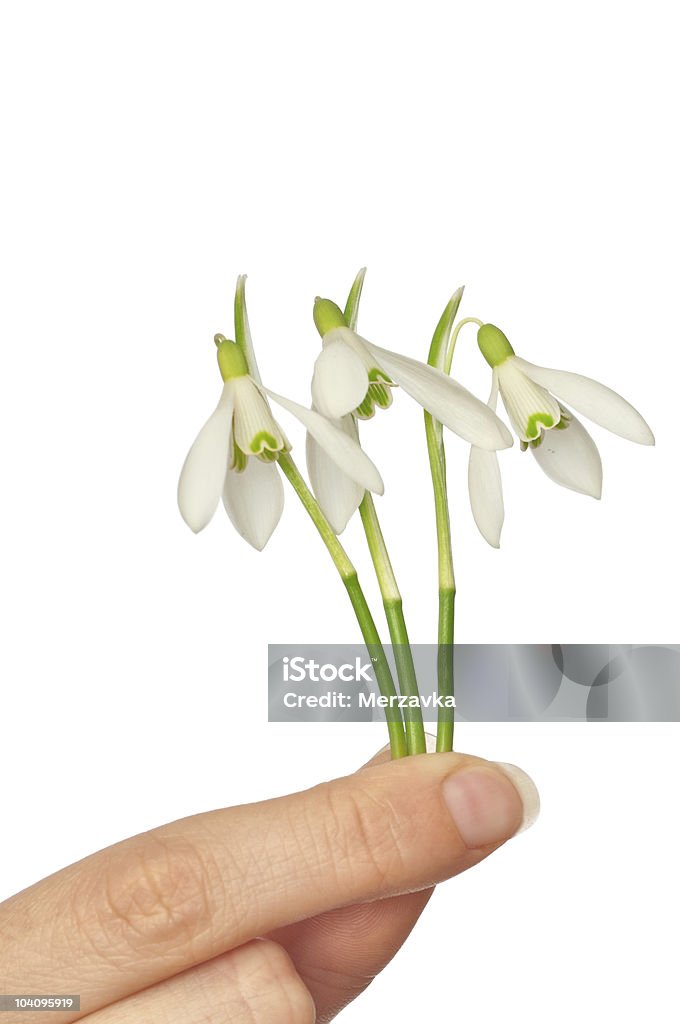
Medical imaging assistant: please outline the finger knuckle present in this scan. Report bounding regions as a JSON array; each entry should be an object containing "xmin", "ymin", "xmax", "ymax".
[
  {"xmin": 316, "ymin": 781, "xmax": 409, "ymax": 892},
  {"xmin": 236, "ymin": 939, "xmax": 315, "ymax": 1024},
  {"xmin": 77, "ymin": 832, "xmax": 220, "ymax": 959}
]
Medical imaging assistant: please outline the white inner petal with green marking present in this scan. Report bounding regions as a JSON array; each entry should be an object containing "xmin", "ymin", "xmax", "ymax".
[
  {"xmin": 496, "ymin": 357, "xmax": 562, "ymax": 442},
  {"xmin": 231, "ymin": 377, "xmax": 290, "ymax": 464},
  {"xmin": 325, "ymin": 327, "xmax": 395, "ymax": 420}
]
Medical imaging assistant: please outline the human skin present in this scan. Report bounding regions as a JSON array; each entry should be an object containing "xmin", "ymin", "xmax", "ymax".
[{"xmin": 0, "ymin": 751, "xmax": 538, "ymax": 1023}]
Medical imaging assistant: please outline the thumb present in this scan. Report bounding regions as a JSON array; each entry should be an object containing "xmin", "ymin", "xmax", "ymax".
[{"xmin": 267, "ymin": 749, "xmax": 538, "ymax": 1021}]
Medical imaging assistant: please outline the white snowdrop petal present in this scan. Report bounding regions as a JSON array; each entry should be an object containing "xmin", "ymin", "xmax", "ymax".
[
  {"xmin": 265, "ymin": 390, "xmax": 384, "ymax": 494},
  {"xmin": 177, "ymin": 385, "xmax": 234, "ymax": 533},
  {"xmin": 222, "ymin": 457, "xmax": 284, "ymax": 550},
  {"xmin": 514, "ymin": 357, "xmax": 655, "ymax": 445},
  {"xmin": 468, "ymin": 446, "xmax": 504, "ymax": 547},
  {"xmin": 362, "ymin": 341, "xmax": 513, "ymax": 450},
  {"xmin": 306, "ymin": 415, "xmax": 365, "ymax": 534},
  {"xmin": 231, "ymin": 377, "xmax": 288, "ymax": 456},
  {"xmin": 311, "ymin": 336, "xmax": 369, "ymax": 419},
  {"xmin": 487, "ymin": 369, "xmax": 500, "ymax": 410},
  {"xmin": 496, "ymin": 358, "xmax": 562, "ymax": 442},
  {"xmin": 328, "ymin": 326, "xmax": 381, "ymax": 373},
  {"xmin": 530, "ymin": 412, "xmax": 603, "ymax": 498}
]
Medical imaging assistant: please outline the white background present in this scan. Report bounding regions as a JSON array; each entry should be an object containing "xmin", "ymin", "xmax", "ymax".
[{"xmin": 1, "ymin": 1, "xmax": 678, "ymax": 1021}]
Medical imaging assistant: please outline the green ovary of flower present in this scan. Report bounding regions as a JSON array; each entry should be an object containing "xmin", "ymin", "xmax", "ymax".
[
  {"xmin": 217, "ymin": 340, "xmax": 249, "ymax": 382},
  {"xmin": 313, "ymin": 297, "xmax": 348, "ymax": 337},
  {"xmin": 477, "ymin": 324, "xmax": 515, "ymax": 368}
]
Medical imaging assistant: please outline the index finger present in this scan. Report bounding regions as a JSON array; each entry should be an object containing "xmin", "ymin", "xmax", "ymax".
[{"xmin": 0, "ymin": 752, "xmax": 536, "ymax": 1022}]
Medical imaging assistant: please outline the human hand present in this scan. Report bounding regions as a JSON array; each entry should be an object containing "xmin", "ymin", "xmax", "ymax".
[{"xmin": 1, "ymin": 751, "xmax": 538, "ymax": 1023}]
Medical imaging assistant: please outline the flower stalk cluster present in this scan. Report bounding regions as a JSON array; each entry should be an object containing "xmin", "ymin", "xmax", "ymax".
[{"xmin": 178, "ymin": 270, "xmax": 654, "ymax": 758}]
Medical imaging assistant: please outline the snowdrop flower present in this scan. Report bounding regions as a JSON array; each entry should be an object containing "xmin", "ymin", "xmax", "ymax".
[
  {"xmin": 178, "ymin": 335, "xmax": 384, "ymax": 549},
  {"xmin": 468, "ymin": 323, "xmax": 655, "ymax": 547},
  {"xmin": 306, "ymin": 298, "xmax": 513, "ymax": 533},
  {"xmin": 311, "ymin": 298, "xmax": 513, "ymax": 447}
]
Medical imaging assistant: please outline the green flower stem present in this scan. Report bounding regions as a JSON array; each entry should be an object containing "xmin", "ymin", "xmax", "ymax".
[
  {"xmin": 278, "ymin": 452, "xmax": 408, "ymax": 760},
  {"xmin": 340, "ymin": 268, "xmax": 425, "ymax": 755},
  {"xmin": 423, "ymin": 409, "xmax": 455, "ymax": 752},
  {"xmin": 359, "ymin": 493, "xmax": 427, "ymax": 756},
  {"xmin": 424, "ymin": 292, "xmax": 475, "ymax": 752},
  {"xmin": 444, "ymin": 317, "xmax": 483, "ymax": 374}
]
